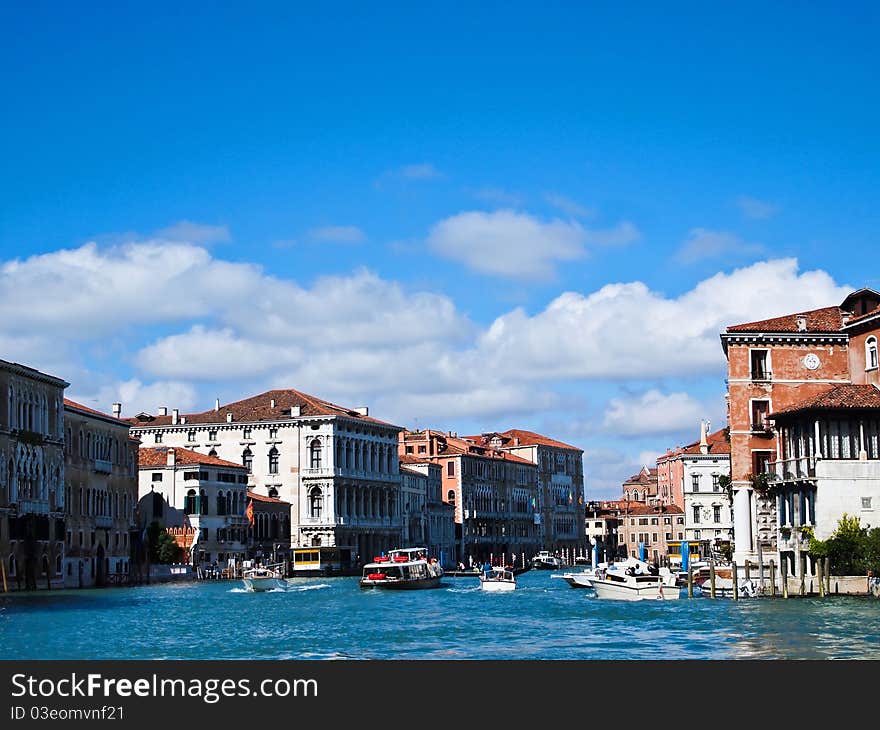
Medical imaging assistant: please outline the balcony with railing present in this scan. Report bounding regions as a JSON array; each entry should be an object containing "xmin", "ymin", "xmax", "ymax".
[
  {"xmin": 17, "ymin": 498, "xmax": 50, "ymax": 515},
  {"xmin": 767, "ymin": 456, "xmax": 816, "ymax": 482},
  {"xmin": 95, "ymin": 515, "xmax": 113, "ymax": 528},
  {"xmin": 94, "ymin": 458, "xmax": 112, "ymax": 474}
]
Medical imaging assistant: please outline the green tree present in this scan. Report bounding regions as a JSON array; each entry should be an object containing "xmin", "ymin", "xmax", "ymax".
[{"xmin": 156, "ymin": 531, "xmax": 182, "ymax": 564}]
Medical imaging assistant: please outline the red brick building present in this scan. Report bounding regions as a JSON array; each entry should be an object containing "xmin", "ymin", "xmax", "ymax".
[
  {"xmin": 621, "ymin": 466, "xmax": 658, "ymax": 504},
  {"xmin": 722, "ymin": 287, "xmax": 880, "ymax": 565}
]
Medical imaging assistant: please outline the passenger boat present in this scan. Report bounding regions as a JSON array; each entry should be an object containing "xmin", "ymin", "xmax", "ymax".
[
  {"xmin": 241, "ymin": 564, "xmax": 285, "ymax": 592},
  {"xmin": 589, "ymin": 564, "xmax": 681, "ymax": 601},
  {"xmin": 359, "ymin": 547, "xmax": 444, "ymax": 589},
  {"xmin": 531, "ymin": 550, "xmax": 564, "ymax": 570},
  {"xmin": 479, "ymin": 566, "xmax": 516, "ymax": 592}
]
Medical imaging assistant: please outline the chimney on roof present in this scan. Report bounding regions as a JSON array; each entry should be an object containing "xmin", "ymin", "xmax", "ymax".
[
  {"xmin": 180, "ymin": 416, "xmax": 186, "ymax": 424},
  {"xmin": 291, "ymin": 405, "xmax": 301, "ymax": 417},
  {"xmin": 214, "ymin": 398, "xmax": 220, "ymax": 412},
  {"xmin": 171, "ymin": 408, "xmax": 179, "ymax": 425},
  {"xmin": 226, "ymin": 412, "xmax": 233, "ymax": 423},
  {"xmin": 514, "ymin": 437, "xmax": 520, "ymax": 446},
  {"xmin": 112, "ymin": 402, "xmax": 122, "ymax": 419},
  {"xmin": 699, "ymin": 419, "xmax": 709, "ymax": 455},
  {"xmin": 270, "ymin": 398, "xmax": 276, "ymax": 409},
  {"xmin": 166, "ymin": 448, "xmax": 176, "ymax": 466},
  {"xmin": 796, "ymin": 315, "xmax": 807, "ymax": 332},
  {"xmin": 158, "ymin": 407, "xmax": 168, "ymax": 416},
  {"xmin": 355, "ymin": 406, "xmax": 369, "ymax": 416}
]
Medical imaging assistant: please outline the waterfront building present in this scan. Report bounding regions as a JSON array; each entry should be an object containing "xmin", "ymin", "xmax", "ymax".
[
  {"xmin": 616, "ymin": 502, "xmax": 686, "ymax": 563},
  {"xmin": 137, "ymin": 446, "xmax": 250, "ymax": 569},
  {"xmin": 128, "ymin": 389, "xmax": 403, "ymax": 563},
  {"xmin": 621, "ymin": 465, "xmax": 658, "ymax": 504},
  {"xmin": 766, "ymin": 385, "xmax": 880, "ymax": 576},
  {"xmin": 247, "ymin": 490, "xmax": 292, "ymax": 566},
  {"xmin": 721, "ymin": 287, "xmax": 880, "ymax": 566},
  {"xmin": 464, "ymin": 430, "xmax": 585, "ymax": 554},
  {"xmin": 63, "ymin": 399, "xmax": 139, "ymax": 587},
  {"xmin": 583, "ymin": 500, "xmax": 622, "ymax": 562},
  {"xmin": 399, "ymin": 456, "xmax": 455, "ymax": 566},
  {"xmin": 398, "ymin": 430, "xmax": 540, "ymax": 566},
  {"xmin": 0, "ymin": 358, "xmax": 68, "ymax": 591},
  {"xmin": 656, "ymin": 422, "xmax": 733, "ymax": 552}
]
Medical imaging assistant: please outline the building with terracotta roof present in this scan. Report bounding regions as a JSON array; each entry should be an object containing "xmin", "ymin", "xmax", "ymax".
[
  {"xmin": 247, "ymin": 490, "xmax": 293, "ymax": 566},
  {"xmin": 0, "ymin": 358, "xmax": 68, "ymax": 591},
  {"xmin": 583, "ymin": 500, "xmax": 623, "ymax": 562},
  {"xmin": 721, "ymin": 287, "xmax": 880, "ymax": 570},
  {"xmin": 63, "ymin": 398, "xmax": 140, "ymax": 587},
  {"xmin": 465, "ymin": 430, "xmax": 585, "ymax": 555},
  {"xmin": 616, "ymin": 502, "xmax": 686, "ymax": 563},
  {"xmin": 399, "ymin": 429, "xmax": 540, "ymax": 566},
  {"xmin": 128, "ymin": 388, "xmax": 403, "ymax": 563},
  {"xmin": 399, "ymin": 456, "xmax": 455, "ymax": 566},
  {"xmin": 656, "ymin": 422, "xmax": 732, "ymax": 551},
  {"xmin": 137, "ymin": 446, "xmax": 252, "ymax": 569},
  {"xmin": 621, "ymin": 466, "xmax": 658, "ymax": 504}
]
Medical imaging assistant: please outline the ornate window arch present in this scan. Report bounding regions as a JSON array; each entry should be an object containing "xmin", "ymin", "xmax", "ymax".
[
  {"xmin": 242, "ymin": 447, "xmax": 253, "ymax": 473},
  {"xmin": 268, "ymin": 447, "xmax": 279, "ymax": 475},
  {"xmin": 309, "ymin": 486, "xmax": 323, "ymax": 519},
  {"xmin": 867, "ymin": 335, "xmax": 878, "ymax": 370},
  {"xmin": 310, "ymin": 439, "xmax": 322, "ymax": 470}
]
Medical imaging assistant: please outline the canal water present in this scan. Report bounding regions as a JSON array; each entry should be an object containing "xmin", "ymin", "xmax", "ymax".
[{"xmin": 1, "ymin": 570, "xmax": 878, "ymax": 660}]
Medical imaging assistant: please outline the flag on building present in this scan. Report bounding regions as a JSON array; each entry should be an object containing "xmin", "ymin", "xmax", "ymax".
[
  {"xmin": 530, "ymin": 496, "xmax": 536, "ymax": 510},
  {"xmin": 568, "ymin": 490, "xmax": 573, "ymax": 504},
  {"xmin": 245, "ymin": 499, "xmax": 254, "ymax": 526}
]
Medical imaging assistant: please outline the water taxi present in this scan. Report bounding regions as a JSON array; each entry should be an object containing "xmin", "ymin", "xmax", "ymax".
[
  {"xmin": 589, "ymin": 564, "xmax": 681, "ymax": 601},
  {"xmin": 531, "ymin": 550, "xmax": 563, "ymax": 570},
  {"xmin": 479, "ymin": 566, "xmax": 516, "ymax": 592},
  {"xmin": 359, "ymin": 548, "xmax": 443, "ymax": 589},
  {"xmin": 241, "ymin": 564, "xmax": 285, "ymax": 592}
]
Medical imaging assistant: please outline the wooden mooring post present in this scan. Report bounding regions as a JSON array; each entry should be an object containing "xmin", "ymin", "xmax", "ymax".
[
  {"xmin": 799, "ymin": 554, "xmax": 806, "ymax": 596},
  {"xmin": 824, "ymin": 557, "xmax": 831, "ymax": 595},
  {"xmin": 709, "ymin": 558, "xmax": 716, "ymax": 599},
  {"xmin": 782, "ymin": 558, "xmax": 789, "ymax": 598},
  {"xmin": 757, "ymin": 542, "xmax": 765, "ymax": 594},
  {"xmin": 769, "ymin": 559, "xmax": 776, "ymax": 598},
  {"xmin": 732, "ymin": 562, "xmax": 739, "ymax": 601},
  {"xmin": 817, "ymin": 559, "xmax": 825, "ymax": 598},
  {"xmin": 687, "ymin": 563, "xmax": 693, "ymax": 598}
]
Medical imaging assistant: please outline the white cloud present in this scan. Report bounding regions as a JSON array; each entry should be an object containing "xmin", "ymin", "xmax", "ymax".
[
  {"xmin": 583, "ymin": 221, "xmax": 641, "ymax": 247},
  {"xmin": 399, "ymin": 163, "xmax": 443, "ymax": 180},
  {"xmin": 677, "ymin": 227, "xmax": 763, "ymax": 263},
  {"xmin": 306, "ymin": 225, "xmax": 366, "ymax": 244},
  {"xmin": 154, "ymin": 220, "xmax": 231, "ymax": 244},
  {"xmin": 84, "ymin": 378, "xmax": 198, "ymax": 419},
  {"xmin": 544, "ymin": 192, "xmax": 596, "ymax": 219},
  {"xmin": 736, "ymin": 195, "xmax": 778, "ymax": 220},
  {"xmin": 474, "ymin": 258, "xmax": 850, "ymax": 380},
  {"xmin": 427, "ymin": 209, "xmax": 588, "ymax": 280},
  {"xmin": 601, "ymin": 390, "xmax": 706, "ymax": 436}
]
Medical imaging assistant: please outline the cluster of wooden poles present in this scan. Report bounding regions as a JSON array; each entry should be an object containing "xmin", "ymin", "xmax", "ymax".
[{"xmin": 684, "ymin": 555, "xmax": 834, "ymax": 599}]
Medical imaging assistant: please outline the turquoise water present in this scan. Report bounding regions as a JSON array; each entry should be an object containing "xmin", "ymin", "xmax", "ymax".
[{"xmin": 1, "ymin": 571, "xmax": 878, "ymax": 660}]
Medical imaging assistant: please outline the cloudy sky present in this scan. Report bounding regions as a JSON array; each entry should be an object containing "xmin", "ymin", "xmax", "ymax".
[{"xmin": 1, "ymin": 4, "xmax": 877, "ymax": 498}]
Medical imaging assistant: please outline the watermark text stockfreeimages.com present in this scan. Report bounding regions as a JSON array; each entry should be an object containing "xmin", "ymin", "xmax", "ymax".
[{"xmin": 10, "ymin": 672, "xmax": 318, "ymax": 705}]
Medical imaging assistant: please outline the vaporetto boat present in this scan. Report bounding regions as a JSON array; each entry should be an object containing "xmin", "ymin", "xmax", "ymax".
[{"xmin": 359, "ymin": 547, "xmax": 444, "ymax": 589}]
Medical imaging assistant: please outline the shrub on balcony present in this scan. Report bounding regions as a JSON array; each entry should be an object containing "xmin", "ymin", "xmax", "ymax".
[{"xmin": 748, "ymin": 472, "xmax": 773, "ymax": 495}]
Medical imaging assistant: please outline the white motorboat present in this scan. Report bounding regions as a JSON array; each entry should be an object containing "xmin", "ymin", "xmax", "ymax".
[
  {"xmin": 555, "ymin": 556, "xmax": 655, "ymax": 589},
  {"xmin": 359, "ymin": 547, "xmax": 444, "ymax": 589},
  {"xmin": 479, "ymin": 566, "xmax": 516, "ymax": 592},
  {"xmin": 241, "ymin": 564, "xmax": 285, "ymax": 592},
  {"xmin": 531, "ymin": 551, "xmax": 564, "ymax": 570},
  {"xmin": 589, "ymin": 565, "xmax": 681, "ymax": 601}
]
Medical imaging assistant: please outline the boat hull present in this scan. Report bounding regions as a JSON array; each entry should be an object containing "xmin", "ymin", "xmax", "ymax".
[
  {"xmin": 480, "ymin": 579, "xmax": 516, "ymax": 592},
  {"xmin": 359, "ymin": 576, "xmax": 443, "ymax": 590},
  {"xmin": 560, "ymin": 572, "xmax": 595, "ymax": 589},
  {"xmin": 242, "ymin": 577, "xmax": 285, "ymax": 592},
  {"xmin": 591, "ymin": 580, "xmax": 681, "ymax": 601}
]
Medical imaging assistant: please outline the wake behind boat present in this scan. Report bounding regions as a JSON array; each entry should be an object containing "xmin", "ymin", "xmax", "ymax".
[{"xmin": 359, "ymin": 547, "xmax": 444, "ymax": 589}]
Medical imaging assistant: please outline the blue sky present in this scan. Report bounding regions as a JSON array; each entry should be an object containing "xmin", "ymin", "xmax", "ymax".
[{"xmin": 1, "ymin": 3, "xmax": 878, "ymax": 497}]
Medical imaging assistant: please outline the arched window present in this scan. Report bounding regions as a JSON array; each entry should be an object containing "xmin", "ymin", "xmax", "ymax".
[
  {"xmin": 309, "ymin": 486, "xmax": 323, "ymax": 519},
  {"xmin": 310, "ymin": 439, "xmax": 322, "ymax": 470},
  {"xmin": 867, "ymin": 336, "xmax": 879, "ymax": 370},
  {"xmin": 446, "ymin": 489, "xmax": 456, "ymax": 505},
  {"xmin": 55, "ymin": 554, "xmax": 62, "ymax": 575},
  {"xmin": 217, "ymin": 491, "xmax": 226, "ymax": 516},
  {"xmin": 633, "ymin": 490, "xmax": 639, "ymax": 502},
  {"xmin": 268, "ymin": 487, "xmax": 279, "ymax": 499},
  {"xmin": 268, "ymin": 447, "xmax": 279, "ymax": 475},
  {"xmin": 185, "ymin": 489, "xmax": 197, "ymax": 515},
  {"xmin": 8, "ymin": 555, "xmax": 16, "ymax": 577},
  {"xmin": 208, "ymin": 448, "xmax": 218, "ymax": 457},
  {"xmin": 242, "ymin": 448, "xmax": 253, "ymax": 474},
  {"xmin": 200, "ymin": 489, "xmax": 208, "ymax": 515},
  {"xmin": 41, "ymin": 555, "xmax": 49, "ymax": 576}
]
